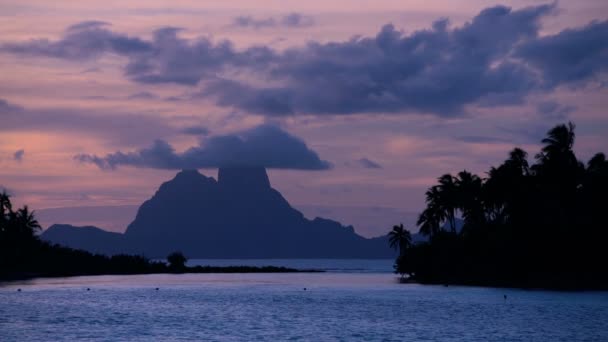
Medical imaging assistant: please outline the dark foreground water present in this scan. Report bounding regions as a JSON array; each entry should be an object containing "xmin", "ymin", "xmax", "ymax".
[{"xmin": 1, "ymin": 259, "xmax": 607, "ymax": 341}]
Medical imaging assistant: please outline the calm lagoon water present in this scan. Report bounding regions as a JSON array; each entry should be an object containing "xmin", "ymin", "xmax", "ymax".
[{"xmin": 1, "ymin": 259, "xmax": 607, "ymax": 341}]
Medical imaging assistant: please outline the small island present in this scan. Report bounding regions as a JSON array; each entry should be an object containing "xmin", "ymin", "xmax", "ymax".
[
  {"xmin": 389, "ymin": 122, "xmax": 608, "ymax": 290},
  {"xmin": 0, "ymin": 197, "xmax": 318, "ymax": 281}
]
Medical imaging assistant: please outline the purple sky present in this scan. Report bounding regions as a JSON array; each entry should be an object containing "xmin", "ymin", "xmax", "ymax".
[{"xmin": 1, "ymin": 1, "xmax": 607, "ymax": 237}]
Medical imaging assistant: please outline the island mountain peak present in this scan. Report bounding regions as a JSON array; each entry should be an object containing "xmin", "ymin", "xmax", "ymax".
[
  {"xmin": 218, "ymin": 166, "xmax": 271, "ymax": 190},
  {"xmin": 43, "ymin": 168, "xmax": 392, "ymax": 258}
]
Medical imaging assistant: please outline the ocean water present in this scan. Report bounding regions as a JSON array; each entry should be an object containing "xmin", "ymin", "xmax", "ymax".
[{"xmin": 1, "ymin": 259, "xmax": 607, "ymax": 341}]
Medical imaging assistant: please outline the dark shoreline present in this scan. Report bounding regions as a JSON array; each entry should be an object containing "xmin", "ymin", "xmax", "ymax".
[
  {"xmin": 396, "ymin": 276, "xmax": 608, "ymax": 292},
  {"xmin": 0, "ymin": 265, "xmax": 324, "ymax": 282}
]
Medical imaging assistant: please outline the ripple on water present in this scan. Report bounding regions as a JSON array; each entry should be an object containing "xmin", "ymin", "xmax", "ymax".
[{"xmin": 1, "ymin": 271, "xmax": 607, "ymax": 341}]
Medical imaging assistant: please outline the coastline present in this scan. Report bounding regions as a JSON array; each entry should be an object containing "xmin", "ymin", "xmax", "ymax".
[
  {"xmin": 0, "ymin": 265, "xmax": 324, "ymax": 283},
  {"xmin": 396, "ymin": 276, "xmax": 608, "ymax": 291}
]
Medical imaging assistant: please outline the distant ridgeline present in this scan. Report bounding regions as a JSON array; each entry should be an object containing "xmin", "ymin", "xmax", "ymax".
[
  {"xmin": 0, "ymin": 190, "xmax": 309, "ymax": 280},
  {"xmin": 41, "ymin": 167, "xmax": 393, "ymax": 258},
  {"xmin": 391, "ymin": 122, "xmax": 608, "ymax": 290}
]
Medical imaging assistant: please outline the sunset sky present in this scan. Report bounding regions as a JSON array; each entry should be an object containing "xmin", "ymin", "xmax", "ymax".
[{"xmin": 1, "ymin": 0, "xmax": 607, "ymax": 237}]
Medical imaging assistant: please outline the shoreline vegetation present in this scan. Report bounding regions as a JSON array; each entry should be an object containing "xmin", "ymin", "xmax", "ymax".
[
  {"xmin": 0, "ymin": 195, "xmax": 320, "ymax": 281},
  {"xmin": 2, "ymin": 265, "xmax": 321, "ymax": 283},
  {"xmin": 389, "ymin": 122, "xmax": 608, "ymax": 291}
]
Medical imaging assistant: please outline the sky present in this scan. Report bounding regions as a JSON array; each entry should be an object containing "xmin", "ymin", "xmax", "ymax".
[{"xmin": 1, "ymin": 0, "xmax": 607, "ymax": 237}]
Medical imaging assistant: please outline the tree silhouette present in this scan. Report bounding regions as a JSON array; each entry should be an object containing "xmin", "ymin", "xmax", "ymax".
[
  {"xmin": 394, "ymin": 122, "xmax": 608, "ymax": 289},
  {"xmin": 0, "ymin": 194, "xmax": 302, "ymax": 280},
  {"xmin": 437, "ymin": 174, "xmax": 458, "ymax": 233},
  {"xmin": 417, "ymin": 185, "xmax": 446, "ymax": 238},
  {"xmin": 388, "ymin": 223, "xmax": 412, "ymax": 277},
  {"xmin": 388, "ymin": 223, "xmax": 412, "ymax": 256},
  {"xmin": 14, "ymin": 206, "xmax": 40, "ymax": 238},
  {"xmin": 167, "ymin": 251, "xmax": 187, "ymax": 270},
  {"xmin": 454, "ymin": 170, "xmax": 483, "ymax": 233}
]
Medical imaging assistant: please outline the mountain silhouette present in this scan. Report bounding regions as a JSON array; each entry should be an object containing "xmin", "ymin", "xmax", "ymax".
[
  {"xmin": 42, "ymin": 168, "xmax": 394, "ymax": 258},
  {"xmin": 42, "ymin": 224, "xmax": 126, "ymax": 255}
]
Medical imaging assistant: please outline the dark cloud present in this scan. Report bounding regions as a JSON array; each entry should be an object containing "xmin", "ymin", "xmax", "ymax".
[
  {"xmin": 358, "ymin": 158, "xmax": 382, "ymax": 169},
  {"xmin": 232, "ymin": 13, "xmax": 314, "ymax": 29},
  {"xmin": 201, "ymin": 79, "xmax": 293, "ymax": 116},
  {"xmin": 75, "ymin": 125, "xmax": 331, "ymax": 170},
  {"xmin": 281, "ymin": 13, "xmax": 314, "ymax": 28},
  {"xmin": 67, "ymin": 21, "xmax": 110, "ymax": 31},
  {"xmin": 200, "ymin": 4, "xmax": 553, "ymax": 115},
  {"xmin": 1, "ymin": 21, "xmax": 152, "ymax": 60},
  {"xmin": 121, "ymin": 28, "xmax": 275, "ymax": 86},
  {"xmin": 233, "ymin": 16, "xmax": 276, "ymax": 29},
  {"xmin": 179, "ymin": 126, "xmax": 209, "ymax": 136},
  {"xmin": 13, "ymin": 149, "xmax": 25, "ymax": 161},
  {"xmin": 0, "ymin": 98, "xmax": 23, "ymax": 112},
  {"xmin": 515, "ymin": 20, "xmax": 608, "ymax": 86},
  {"xmin": 3, "ymin": 4, "xmax": 606, "ymax": 116}
]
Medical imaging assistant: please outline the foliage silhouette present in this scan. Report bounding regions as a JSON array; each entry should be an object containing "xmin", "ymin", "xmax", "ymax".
[
  {"xmin": 0, "ymin": 193, "xmax": 309, "ymax": 280},
  {"xmin": 393, "ymin": 122, "xmax": 608, "ymax": 289},
  {"xmin": 167, "ymin": 251, "xmax": 187, "ymax": 271},
  {"xmin": 388, "ymin": 223, "xmax": 412, "ymax": 277}
]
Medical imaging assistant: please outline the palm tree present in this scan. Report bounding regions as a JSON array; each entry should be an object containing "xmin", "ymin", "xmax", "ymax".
[
  {"xmin": 505, "ymin": 148, "xmax": 530, "ymax": 176},
  {"xmin": 0, "ymin": 191, "xmax": 12, "ymax": 218},
  {"xmin": 437, "ymin": 174, "xmax": 458, "ymax": 233},
  {"xmin": 539, "ymin": 122, "xmax": 576, "ymax": 160},
  {"xmin": 417, "ymin": 186, "xmax": 445, "ymax": 237},
  {"xmin": 534, "ymin": 122, "xmax": 581, "ymax": 178},
  {"xmin": 417, "ymin": 207, "xmax": 441, "ymax": 237},
  {"xmin": 14, "ymin": 205, "xmax": 41, "ymax": 238},
  {"xmin": 388, "ymin": 223, "xmax": 412, "ymax": 257},
  {"xmin": 454, "ymin": 170, "xmax": 484, "ymax": 231}
]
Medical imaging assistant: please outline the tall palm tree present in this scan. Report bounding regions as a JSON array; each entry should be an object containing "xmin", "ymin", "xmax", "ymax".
[
  {"xmin": 534, "ymin": 122, "xmax": 580, "ymax": 176},
  {"xmin": 14, "ymin": 205, "xmax": 41, "ymax": 238},
  {"xmin": 417, "ymin": 207, "xmax": 441, "ymax": 237},
  {"xmin": 437, "ymin": 174, "xmax": 458, "ymax": 233},
  {"xmin": 506, "ymin": 148, "xmax": 530, "ymax": 176},
  {"xmin": 0, "ymin": 191, "xmax": 13, "ymax": 237},
  {"xmin": 0, "ymin": 191, "xmax": 12, "ymax": 218},
  {"xmin": 539, "ymin": 122, "xmax": 576, "ymax": 159},
  {"xmin": 455, "ymin": 170, "xmax": 484, "ymax": 229},
  {"xmin": 388, "ymin": 223, "xmax": 412, "ymax": 257},
  {"xmin": 417, "ymin": 186, "xmax": 445, "ymax": 237}
]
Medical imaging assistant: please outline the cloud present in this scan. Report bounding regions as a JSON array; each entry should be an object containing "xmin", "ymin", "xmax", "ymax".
[
  {"xmin": 13, "ymin": 149, "xmax": 25, "ymax": 161},
  {"xmin": 75, "ymin": 125, "xmax": 331, "ymax": 170},
  {"xmin": 3, "ymin": 4, "xmax": 607, "ymax": 116},
  {"xmin": 201, "ymin": 79, "xmax": 293, "ymax": 116},
  {"xmin": 358, "ymin": 158, "xmax": 382, "ymax": 169},
  {"xmin": 536, "ymin": 101, "xmax": 576, "ymax": 120},
  {"xmin": 1, "ymin": 21, "xmax": 152, "ymax": 60},
  {"xmin": 0, "ymin": 98, "xmax": 23, "ymax": 112},
  {"xmin": 281, "ymin": 13, "xmax": 314, "ymax": 28},
  {"xmin": 233, "ymin": 16, "xmax": 276, "ymax": 29},
  {"xmin": 514, "ymin": 20, "xmax": 608, "ymax": 86},
  {"xmin": 0, "ymin": 98, "xmax": 172, "ymax": 145},
  {"xmin": 232, "ymin": 13, "xmax": 314, "ymax": 29},
  {"xmin": 179, "ymin": 126, "xmax": 209, "ymax": 136}
]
